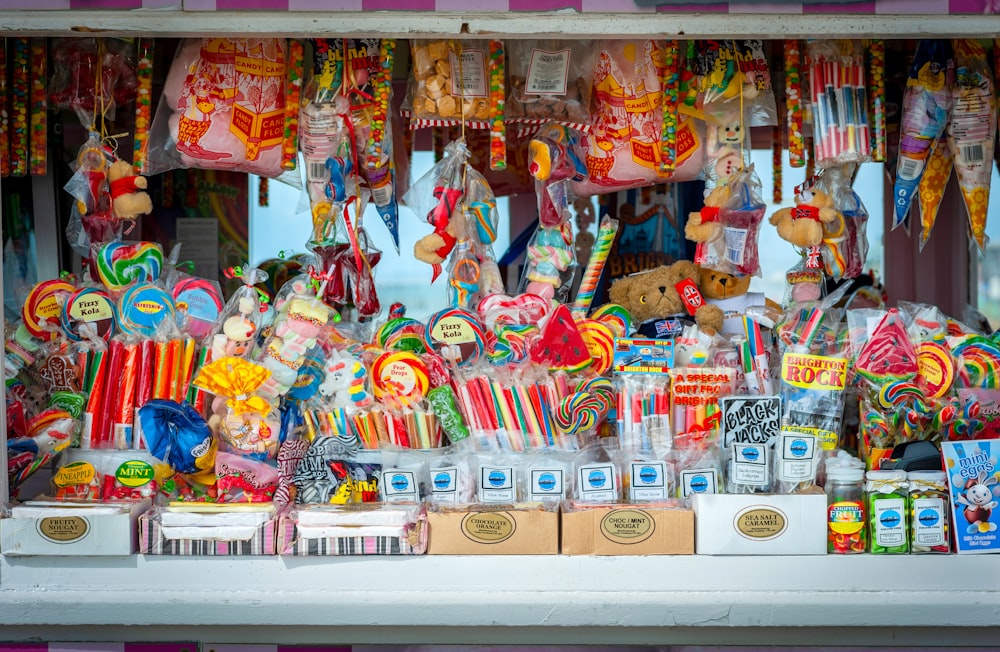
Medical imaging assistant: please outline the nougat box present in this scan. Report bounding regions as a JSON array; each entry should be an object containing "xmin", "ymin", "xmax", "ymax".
[
  {"xmin": 426, "ymin": 502, "xmax": 559, "ymax": 555},
  {"xmin": 1, "ymin": 499, "xmax": 149, "ymax": 556},
  {"xmin": 560, "ymin": 501, "xmax": 694, "ymax": 555}
]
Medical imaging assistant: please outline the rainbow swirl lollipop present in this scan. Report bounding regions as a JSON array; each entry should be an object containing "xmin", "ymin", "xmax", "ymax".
[
  {"xmin": 96, "ymin": 241, "xmax": 164, "ymax": 291},
  {"xmin": 60, "ymin": 287, "xmax": 116, "ymax": 341}
]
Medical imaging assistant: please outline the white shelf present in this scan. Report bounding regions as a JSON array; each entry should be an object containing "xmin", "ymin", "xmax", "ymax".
[
  {"xmin": 1, "ymin": 10, "xmax": 1000, "ymax": 38},
  {"xmin": 2, "ymin": 553, "xmax": 1000, "ymax": 644}
]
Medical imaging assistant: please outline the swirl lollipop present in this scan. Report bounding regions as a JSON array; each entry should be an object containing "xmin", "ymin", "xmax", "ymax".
[
  {"xmin": 576, "ymin": 318, "xmax": 615, "ymax": 376},
  {"xmin": 22, "ymin": 279, "xmax": 75, "ymax": 341},
  {"xmin": 60, "ymin": 287, "xmax": 116, "ymax": 342},
  {"xmin": 96, "ymin": 241, "xmax": 163, "ymax": 291},
  {"xmin": 426, "ymin": 308, "xmax": 486, "ymax": 367},
  {"xmin": 371, "ymin": 351, "xmax": 429, "ymax": 408}
]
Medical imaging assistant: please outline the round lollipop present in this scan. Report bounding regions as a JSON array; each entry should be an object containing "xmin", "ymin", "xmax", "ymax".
[
  {"xmin": 96, "ymin": 241, "xmax": 164, "ymax": 291},
  {"xmin": 117, "ymin": 284, "xmax": 175, "ymax": 337},
  {"xmin": 173, "ymin": 277, "xmax": 224, "ymax": 340},
  {"xmin": 576, "ymin": 319, "xmax": 615, "ymax": 375},
  {"xmin": 371, "ymin": 351, "xmax": 430, "ymax": 407},
  {"xmin": 60, "ymin": 287, "xmax": 116, "ymax": 341},
  {"xmin": 426, "ymin": 308, "xmax": 486, "ymax": 367},
  {"xmin": 22, "ymin": 279, "xmax": 75, "ymax": 340},
  {"xmin": 590, "ymin": 303, "xmax": 632, "ymax": 339},
  {"xmin": 375, "ymin": 318, "xmax": 428, "ymax": 354}
]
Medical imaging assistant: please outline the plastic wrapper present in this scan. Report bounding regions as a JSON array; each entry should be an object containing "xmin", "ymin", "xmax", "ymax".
[
  {"xmin": 783, "ymin": 257, "xmax": 826, "ymax": 307},
  {"xmin": 773, "ymin": 430, "xmax": 821, "ymax": 494},
  {"xmin": 147, "ymin": 38, "xmax": 289, "ymax": 178},
  {"xmin": 690, "ymin": 165, "xmax": 766, "ymax": 277},
  {"xmin": 255, "ymin": 292, "xmax": 336, "ymax": 401},
  {"xmin": 670, "ymin": 429, "xmax": 723, "ymax": 499},
  {"xmin": 49, "ymin": 37, "xmax": 136, "ymax": 129},
  {"xmin": 214, "ymin": 451, "xmax": 279, "ymax": 503},
  {"xmin": 623, "ymin": 450, "xmax": 674, "ymax": 503},
  {"xmin": 807, "ymin": 40, "xmax": 871, "ymax": 168},
  {"xmin": 948, "ymin": 39, "xmax": 996, "ymax": 251},
  {"xmin": 572, "ymin": 40, "xmax": 705, "ymax": 196},
  {"xmin": 726, "ymin": 441, "xmax": 774, "ymax": 494},
  {"xmin": 778, "ymin": 350, "xmax": 848, "ymax": 452},
  {"xmin": 918, "ymin": 139, "xmax": 955, "ymax": 251},
  {"xmin": 208, "ymin": 265, "xmax": 268, "ymax": 359},
  {"xmin": 670, "ymin": 367, "xmax": 732, "ymax": 437},
  {"xmin": 573, "ymin": 444, "xmax": 622, "ymax": 503},
  {"xmin": 505, "ymin": 40, "xmax": 596, "ymax": 129},
  {"xmin": 404, "ymin": 139, "xmax": 468, "ymax": 280},
  {"xmin": 426, "ymin": 446, "xmax": 476, "ymax": 504},
  {"xmin": 138, "ymin": 399, "xmax": 217, "ymax": 478},
  {"xmin": 406, "ymin": 39, "xmax": 492, "ymax": 127},
  {"xmin": 378, "ymin": 447, "xmax": 430, "ymax": 503},
  {"xmin": 694, "ymin": 39, "xmax": 778, "ymax": 128},
  {"xmin": 293, "ymin": 437, "xmax": 381, "ymax": 504},
  {"xmin": 306, "ymin": 38, "xmax": 401, "ymax": 252},
  {"xmin": 893, "ymin": 40, "xmax": 954, "ymax": 230},
  {"xmin": 518, "ymin": 221, "xmax": 576, "ymax": 303},
  {"xmin": 810, "ymin": 167, "xmax": 869, "ymax": 281},
  {"xmin": 616, "ymin": 374, "xmax": 672, "ymax": 456},
  {"xmin": 193, "ymin": 356, "xmax": 281, "ymax": 460},
  {"xmin": 7, "ymin": 409, "xmax": 76, "ymax": 497}
]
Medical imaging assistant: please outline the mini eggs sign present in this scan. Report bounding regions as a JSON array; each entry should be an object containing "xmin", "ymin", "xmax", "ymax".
[{"xmin": 942, "ymin": 439, "xmax": 1000, "ymax": 554}]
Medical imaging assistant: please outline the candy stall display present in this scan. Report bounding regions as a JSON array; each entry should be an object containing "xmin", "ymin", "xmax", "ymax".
[{"xmin": 4, "ymin": 36, "xmax": 1000, "ymax": 564}]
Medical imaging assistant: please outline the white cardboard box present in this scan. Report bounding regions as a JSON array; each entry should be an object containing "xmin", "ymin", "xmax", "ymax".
[
  {"xmin": 1, "ymin": 500, "xmax": 149, "ymax": 556},
  {"xmin": 692, "ymin": 493, "xmax": 827, "ymax": 555}
]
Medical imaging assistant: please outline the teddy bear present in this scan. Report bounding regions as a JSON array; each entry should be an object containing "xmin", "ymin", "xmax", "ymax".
[
  {"xmin": 608, "ymin": 260, "xmax": 724, "ymax": 338},
  {"xmin": 107, "ymin": 159, "xmax": 153, "ymax": 221},
  {"xmin": 414, "ymin": 179, "xmax": 467, "ymax": 274},
  {"xmin": 698, "ymin": 266, "xmax": 780, "ymax": 337},
  {"xmin": 768, "ymin": 187, "xmax": 840, "ymax": 249},
  {"xmin": 685, "ymin": 183, "xmax": 728, "ymax": 252}
]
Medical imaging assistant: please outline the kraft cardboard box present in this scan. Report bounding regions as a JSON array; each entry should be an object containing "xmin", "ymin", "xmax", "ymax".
[
  {"xmin": 693, "ymin": 493, "xmax": 827, "ymax": 555},
  {"xmin": 426, "ymin": 503, "xmax": 559, "ymax": 555},
  {"xmin": 560, "ymin": 502, "xmax": 694, "ymax": 555},
  {"xmin": 1, "ymin": 500, "xmax": 149, "ymax": 556}
]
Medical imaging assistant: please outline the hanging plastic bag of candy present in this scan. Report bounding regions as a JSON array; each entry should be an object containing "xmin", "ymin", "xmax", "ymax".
[
  {"xmin": 572, "ymin": 39, "xmax": 705, "ymax": 196},
  {"xmin": 948, "ymin": 39, "xmax": 996, "ymax": 252},
  {"xmin": 404, "ymin": 139, "xmax": 468, "ymax": 282},
  {"xmin": 688, "ymin": 164, "xmax": 766, "ymax": 277},
  {"xmin": 695, "ymin": 40, "xmax": 777, "ymax": 188},
  {"xmin": 49, "ymin": 37, "xmax": 137, "ymax": 130},
  {"xmin": 406, "ymin": 39, "xmax": 494, "ymax": 128},
  {"xmin": 147, "ymin": 38, "xmax": 289, "ymax": 178},
  {"xmin": 893, "ymin": 40, "xmax": 954, "ymax": 230},
  {"xmin": 310, "ymin": 194, "xmax": 382, "ymax": 319},
  {"xmin": 697, "ymin": 39, "xmax": 777, "ymax": 128},
  {"xmin": 814, "ymin": 166, "xmax": 869, "ymax": 280},
  {"xmin": 505, "ymin": 40, "xmax": 597, "ymax": 130},
  {"xmin": 807, "ymin": 40, "xmax": 871, "ymax": 168},
  {"xmin": 308, "ymin": 38, "xmax": 401, "ymax": 252}
]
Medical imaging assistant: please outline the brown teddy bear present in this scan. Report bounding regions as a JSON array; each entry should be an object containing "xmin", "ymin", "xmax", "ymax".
[
  {"xmin": 768, "ymin": 187, "xmax": 839, "ymax": 249},
  {"xmin": 608, "ymin": 260, "xmax": 724, "ymax": 338},
  {"xmin": 698, "ymin": 266, "xmax": 780, "ymax": 337},
  {"xmin": 684, "ymin": 183, "xmax": 727, "ymax": 245},
  {"xmin": 107, "ymin": 159, "xmax": 153, "ymax": 220}
]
